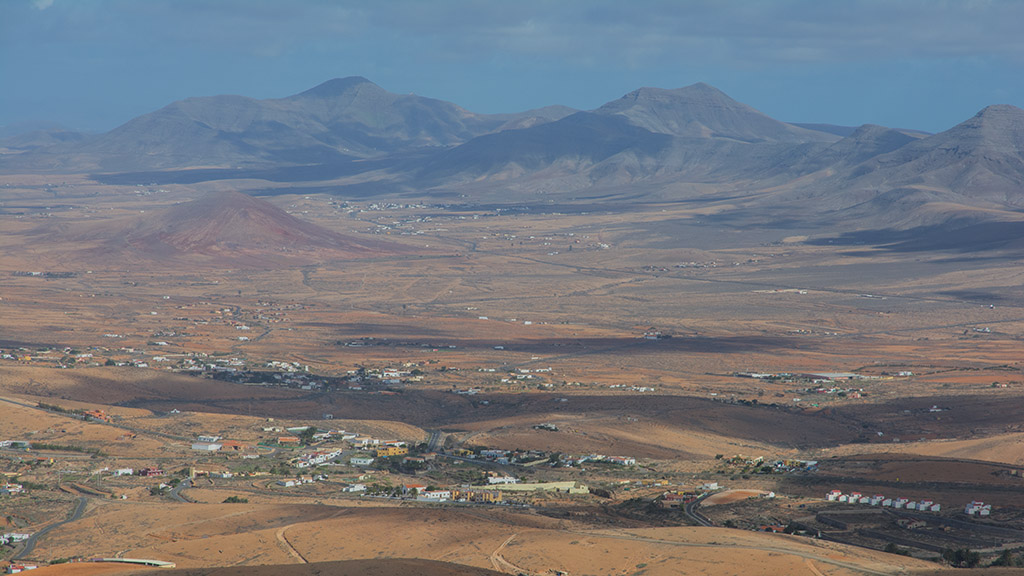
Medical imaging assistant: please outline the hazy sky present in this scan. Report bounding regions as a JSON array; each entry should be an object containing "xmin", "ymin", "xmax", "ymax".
[{"xmin": 2, "ymin": 0, "xmax": 1022, "ymax": 134}]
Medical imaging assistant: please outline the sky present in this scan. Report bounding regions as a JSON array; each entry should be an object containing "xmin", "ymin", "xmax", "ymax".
[{"xmin": 1, "ymin": 0, "xmax": 1023, "ymax": 134}]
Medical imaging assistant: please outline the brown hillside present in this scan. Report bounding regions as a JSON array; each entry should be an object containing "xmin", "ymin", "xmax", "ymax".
[
  {"xmin": 126, "ymin": 559, "xmax": 505, "ymax": 576},
  {"xmin": 22, "ymin": 191, "xmax": 415, "ymax": 268},
  {"xmin": 122, "ymin": 190, "xmax": 398, "ymax": 259}
]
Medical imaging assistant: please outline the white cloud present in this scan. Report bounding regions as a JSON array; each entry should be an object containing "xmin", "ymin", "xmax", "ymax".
[{"xmin": 31, "ymin": 0, "xmax": 54, "ymax": 10}]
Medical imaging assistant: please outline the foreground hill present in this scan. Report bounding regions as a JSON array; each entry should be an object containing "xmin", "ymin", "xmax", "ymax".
[{"xmin": 120, "ymin": 559, "xmax": 506, "ymax": 576}]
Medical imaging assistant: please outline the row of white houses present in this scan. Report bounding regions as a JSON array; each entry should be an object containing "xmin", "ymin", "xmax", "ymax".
[
  {"xmin": 826, "ymin": 490, "xmax": 941, "ymax": 512},
  {"xmin": 294, "ymin": 449, "xmax": 344, "ymax": 468}
]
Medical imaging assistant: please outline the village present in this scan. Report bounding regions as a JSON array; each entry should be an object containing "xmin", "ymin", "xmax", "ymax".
[{"xmin": 5, "ymin": 393, "xmax": 1022, "ymax": 571}]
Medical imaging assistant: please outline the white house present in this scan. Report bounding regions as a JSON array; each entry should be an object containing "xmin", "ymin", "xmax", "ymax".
[
  {"xmin": 349, "ymin": 456, "xmax": 375, "ymax": 466},
  {"xmin": 342, "ymin": 484, "xmax": 366, "ymax": 492},
  {"xmin": 418, "ymin": 490, "xmax": 452, "ymax": 501},
  {"xmin": 488, "ymin": 476, "xmax": 519, "ymax": 485},
  {"xmin": 191, "ymin": 442, "xmax": 222, "ymax": 452},
  {"xmin": 0, "ymin": 484, "xmax": 24, "ymax": 496}
]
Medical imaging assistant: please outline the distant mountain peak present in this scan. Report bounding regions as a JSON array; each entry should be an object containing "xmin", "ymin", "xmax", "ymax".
[
  {"xmin": 295, "ymin": 76, "xmax": 378, "ymax": 99},
  {"xmin": 620, "ymin": 82, "xmax": 731, "ymax": 104},
  {"xmin": 976, "ymin": 103, "xmax": 1024, "ymax": 116},
  {"xmin": 937, "ymin": 103, "xmax": 1024, "ymax": 153},
  {"xmin": 597, "ymin": 82, "xmax": 835, "ymax": 143}
]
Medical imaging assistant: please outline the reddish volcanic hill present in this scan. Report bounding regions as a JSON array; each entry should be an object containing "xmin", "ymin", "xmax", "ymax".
[
  {"xmin": 26, "ymin": 190, "xmax": 414, "ymax": 269},
  {"xmin": 112, "ymin": 191, "xmax": 406, "ymax": 266},
  {"xmin": 130, "ymin": 191, "xmax": 370, "ymax": 252}
]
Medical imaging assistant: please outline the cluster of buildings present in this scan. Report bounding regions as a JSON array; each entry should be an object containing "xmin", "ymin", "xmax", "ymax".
[
  {"xmin": 190, "ymin": 434, "xmax": 251, "ymax": 453},
  {"xmin": 964, "ymin": 501, "xmax": 993, "ymax": 516},
  {"xmin": 4, "ymin": 563, "xmax": 38, "ymax": 573},
  {"xmin": 293, "ymin": 449, "xmax": 344, "ymax": 469},
  {"xmin": 403, "ymin": 483, "xmax": 504, "ymax": 503},
  {"xmin": 826, "ymin": 490, "xmax": 941, "ymax": 512},
  {"xmin": 1, "ymin": 532, "xmax": 31, "ymax": 546},
  {"xmin": 734, "ymin": 457, "xmax": 820, "ymax": 473},
  {"xmin": 0, "ymin": 441, "xmax": 31, "ymax": 450},
  {"xmin": 276, "ymin": 474, "xmax": 327, "ymax": 487},
  {"xmin": 1, "ymin": 483, "xmax": 24, "ymax": 496},
  {"xmin": 450, "ymin": 446, "xmax": 637, "ymax": 468},
  {"xmin": 560, "ymin": 454, "xmax": 636, "ymax": 467}
]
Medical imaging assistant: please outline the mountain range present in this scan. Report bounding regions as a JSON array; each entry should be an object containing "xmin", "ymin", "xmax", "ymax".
[{"xmin": 3, "ymin": 76, "xmax": 1024, "ymax": 236}]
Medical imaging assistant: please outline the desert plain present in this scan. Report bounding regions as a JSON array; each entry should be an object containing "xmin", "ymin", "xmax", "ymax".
[{"xmin": 0, "ymin": 170, "xmax": 1022, "ymax": 576}]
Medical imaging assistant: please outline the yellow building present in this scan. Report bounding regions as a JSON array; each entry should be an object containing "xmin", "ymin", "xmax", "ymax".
[{"xmin": 376, "ymin": 445, "xmax": 409, "ymax": 458}]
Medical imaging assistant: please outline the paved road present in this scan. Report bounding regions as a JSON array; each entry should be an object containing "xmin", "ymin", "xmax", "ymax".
[
  {"xmin": 426, "ymin": 430, "xmax": 442, "ymax": 452},
  {"xmin": 169, "ymin": 479, "xmax": 193, "ymax": 503},
  {"xmin": 13, "ymin": 497, "xmax": 87, "ymax": 561},
  {"xmin": 684, "ymin": 493, "xmax": 713, "ymax": 527}
]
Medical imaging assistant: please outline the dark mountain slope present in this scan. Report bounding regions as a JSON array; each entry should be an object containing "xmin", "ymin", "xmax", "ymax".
[
  {"xmin": 414, "ymin": 84, "xmax": 840, "ymax": 189},
  {"xmin": 844, "ymin": 104, "xmax": 1024, "ymax": 204},
  {"xmin": 418, "ymin": 112, "xmax": 674, "ymax": 183},
  {"xmin": 741, "ymin": 105, "xmax": 1024, "ymax": 235},
  {"xmin": 1, "ymin": 77, "xmax": 574, "ymax": 172}
]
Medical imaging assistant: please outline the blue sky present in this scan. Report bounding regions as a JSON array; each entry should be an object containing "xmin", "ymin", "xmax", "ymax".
[{"xmin": 2, "ymin": 0, "xmax": 1022, "ymax": 134}]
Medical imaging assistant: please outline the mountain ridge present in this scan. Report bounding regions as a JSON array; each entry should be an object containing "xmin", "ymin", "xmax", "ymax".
[{"xmin": 3, "ymin": 78, "xmax": 1023, "ymax": 238}]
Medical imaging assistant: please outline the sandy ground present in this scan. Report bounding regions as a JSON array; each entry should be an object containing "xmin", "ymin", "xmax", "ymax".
[
  {"xmin": 28, "ymin": 501, "xmax": 943, "ymax": 575},
  {"xmin": 8, "ymin": 565, "xmax": 147, "ymax": 575},
  {"xmin": 825, "ymin": 432, "xmax": 1024, "ymax": 466},
  {"xmin": 0, "ymin": 395, "xmax": 167, "ymax": 457},
  {"xmin": 701, "ymin": 489, "xmax": 772, "ymax": 506}
]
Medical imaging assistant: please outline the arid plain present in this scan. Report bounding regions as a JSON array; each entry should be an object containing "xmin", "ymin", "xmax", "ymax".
[{"xmin": 2, "ymin": 170, "xmax": 1023, "ymax": 576}]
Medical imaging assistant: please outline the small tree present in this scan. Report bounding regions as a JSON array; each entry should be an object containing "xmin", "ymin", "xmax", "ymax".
[
  {"xmin": 299, "ymin": 427, "xmax": 317, "ymax": 445},
  {"xmin": 942, "ymin": 548, "xmax": 981, "ymax": 568},
  {"xmin": 990, "ymin": 549, "xmax": 1020, "ymax": 567}
]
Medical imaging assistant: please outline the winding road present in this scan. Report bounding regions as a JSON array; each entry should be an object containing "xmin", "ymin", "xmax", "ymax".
[
  {"xmin": 169, "ymin": 479, "xmax": 193, "ymax": 503},
  {"xmin": 13, "ymin": 496, "xmax": 87, "ymax": 561},
  {"xmin": 684, "ymin": 494, "xmax": 713, "ymax": 527}
]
